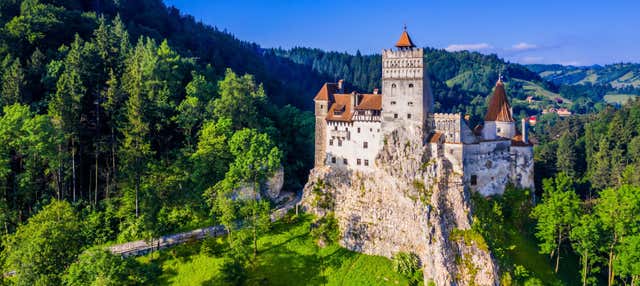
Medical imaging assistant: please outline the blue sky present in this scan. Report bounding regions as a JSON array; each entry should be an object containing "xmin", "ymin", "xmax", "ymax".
[{"xmin": 164, "ymin": 0, "xmax": 640, "ymax": 66}]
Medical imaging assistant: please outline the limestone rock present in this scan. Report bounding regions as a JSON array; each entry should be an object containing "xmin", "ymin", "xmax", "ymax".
[{"xmin": 301, "ymin": 127, "xmax": 499, "ymax": 286}]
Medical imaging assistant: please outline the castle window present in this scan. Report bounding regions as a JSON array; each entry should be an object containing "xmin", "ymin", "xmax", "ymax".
[
  {"xmin": 408, "ymin": 83, "xmax": 414, "ymax": 88},
  {"xmin": 407, "ymin": 114, "xmax": 412, "ymax": 119},
  {"xmin": 497, "ymin": 127, "xmax": 502, "ymax": 133},
  {"xmin": 392, "ymin": 83, "xmax": 397, "ymax": 88},
  {"xmin": 391, "ymin": 101, "xmax": 397, "ymax": 105},
  {"xmin": 357, "ymin": 127, "xmax": 361, "ymax": 133},
  {"xmin": 320, "ymin": 105, "xmax": 323, "ymax": 109},
  {"xmin": 343, "ymin": 158, "xmax": 348, "ymax": 165},
  {"xmin": 364, "ymin": 159, "xmax": 369, "ymax": 166},
  {"xmin": 408, "ymin": 101, "xmax": 414, "ymax": 106},
  {"xmin": 329, "ymin": 139, "xmax": 333, "ymax": 146},
  {"xmin": 357, "ymin": 159, "xmax": 362, "ymax": 165},
  {"xmin": 394, "ymin": 114, "xmax": 398, "ymax": 119},
  {"xmin": 334, "ymin": 126, "xmax": 338, "ymax": 131},
  {"xmin": 370, "ymin": 128, "xmax": 373, "ymax": 132},
  {"xmin": 338, "ymin": 140, "xmax": 342, "ymax": 147},
  {"xmin": 363, "ymin": 142, "xmax": 368, "ymax": 149},
  {"xmin": 471, "ymin": 175, "xmax": 477, "ymax": 186},
  {"xmin": 331, "ymin": 157, "xmax": 336, "ymax": 164}
]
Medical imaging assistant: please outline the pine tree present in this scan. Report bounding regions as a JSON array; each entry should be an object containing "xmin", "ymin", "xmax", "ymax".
[{"xmin": 1, "ymin": 58, "xmax": 25, "ymax": 107}]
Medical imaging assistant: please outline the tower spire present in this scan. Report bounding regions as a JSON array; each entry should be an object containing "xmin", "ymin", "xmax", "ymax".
[{"xmin": 395, "ymin": 25, "xmax": 416, "ymax": 49}]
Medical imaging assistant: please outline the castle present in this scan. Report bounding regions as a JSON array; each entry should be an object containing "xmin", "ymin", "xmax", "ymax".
[{"xmin": 313, "ymin": 28, "xmax": 534, "ymax": 195}]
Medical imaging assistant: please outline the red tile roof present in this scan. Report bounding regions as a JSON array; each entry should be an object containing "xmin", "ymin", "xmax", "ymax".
[
  {"xmin": 429, "ymin": 132, "xmax": 443, "ymax": 143},
  {"xmin": 485, "ymin": 79, "xmax": 515, "ymax": 122},
  {"xmin": 326, "ymin": 94, "xmax": 353, "ymax": 122},
  {"xmin": 355, "ymin": 94, "xmax": 382, "ymax": 110},
  {"xmin": 314, "ymin": 82, "xmax": 338, "ymax": 101},
  {"xmin": 395, "ymin": 29, "xmax": 416, "ymax": 48}
]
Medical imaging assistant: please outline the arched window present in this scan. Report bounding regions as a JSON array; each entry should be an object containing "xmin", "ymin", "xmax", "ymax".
[
  {"xmin": 391, "ymin": 83, "xmax": 397, "ymax": 88},
  {"xmin": 391, "ymin": 101, "xmax": 397, "ymax": 105},
  {"xmin": 408, "ymin": 83, "xmax": 414, "ymax": 88}
]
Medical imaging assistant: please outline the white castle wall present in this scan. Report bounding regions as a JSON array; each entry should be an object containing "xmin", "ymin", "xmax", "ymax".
[{"xmin": 325, "ymin": 120, "xmax": 383, "ymax": 172}]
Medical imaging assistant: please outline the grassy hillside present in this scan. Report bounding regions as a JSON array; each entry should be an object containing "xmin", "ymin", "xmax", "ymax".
[
  {"xmin": 528, "ymin": 63, "xmax": 640, "ymax": 88},
  {"xmin": 138, "ymin": 215, "xmax": 416, "ymax": 286}
]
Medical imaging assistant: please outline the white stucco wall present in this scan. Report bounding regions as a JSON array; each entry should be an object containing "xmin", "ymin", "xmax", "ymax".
[{"xmin": 325, "ymin": 120, "xmax": 383, "ymax": 172}]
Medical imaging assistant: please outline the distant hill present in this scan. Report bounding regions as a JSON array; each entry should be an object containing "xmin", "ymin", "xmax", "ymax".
[{"xmin": 527, "ymin": 63, "xmax": 640, "ymax": 88}]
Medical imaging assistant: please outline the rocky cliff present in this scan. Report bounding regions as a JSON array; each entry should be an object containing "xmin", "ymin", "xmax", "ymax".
[{"xmin": 301, "ymin": 128, "xmax": 499, "ymax": 285}]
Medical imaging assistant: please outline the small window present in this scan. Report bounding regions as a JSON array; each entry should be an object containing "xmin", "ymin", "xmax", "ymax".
[
  {"xmin": 320, "ymin": 104, "xmax": 324, "ymax": 109},
  {"xmin": 357, "ymin": 127, "xmax": 361, "ymax": 133},
  {"xmin": 334, "ymin": 126, "xmax": 337, "ymax": 131},
  {"xmin": 331, "ymin": 157, "xmax": 336, "ymax": 164},
  {"xmin": 408, "ymin": 102, "xmax": 414, "ymax": 106},
  {"xmin": 346, "ymin": 127, "xmax": 349, "ymax": 132},
  {"xmin": 338, "ymin": 140, "xmax": 342, "ymax": 147},
  {"xmin": 377, "ymin": 129, "xmax": 380, "ymax": 132},
  {"xmin": 471, "ymin": 175, "xmax": 477, "ymax": 186},
  {"xmin": 363, "ymin": 142, "xmax": 368, "ymax": 149},
  {"xmin": 407, "ymin": 114, "xmax": 412, "ymax": 119},
  {"xmin": 392, "ymin": 83, "xmax": 397, "ymax": 88},
  {"xmin": 391, "ymin": 101, "xmax": 397, "ymax": 105},
  {"xmin": 364, "ymin": 159, "xmax": 369, "ymax": 166},
  {"xmin": 408, "ymin": 83, "xmax": 414, "ymax": 88},
  {"xmin": 343, "ymin": 158, "xmax": 348, "ymax": 165},
  {"xmin": 357, "ymin": 159, "xmax": 362, "ymax": 165},
  {"xmin": 329, "ymin": 139, "xmax": 333, "ymax": 146},
  {"xmin": 394, "ymin": 114, "xmax": 398, "ymax": 119},
  {"xmin": 370, "ymin": 128, "xmax": 373, "ymax": 132}
]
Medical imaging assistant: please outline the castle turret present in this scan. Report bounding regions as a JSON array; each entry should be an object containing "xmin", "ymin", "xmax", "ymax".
[
  {"xmin": 314, "ymin": 82, "xmax": 338, "ymax": 166},
  {"xmin": 483, "ymin": 77, "xmax": 515, "ymax": 140},
  {"xmin": 381, "ymin": 26, "xmax": 433, "ymax": 136}
]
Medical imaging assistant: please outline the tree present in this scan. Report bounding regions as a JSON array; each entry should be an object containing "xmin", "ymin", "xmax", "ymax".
[
  {"xmin": 1, "ymin": 57, "xmax": 25, "ymax": 106},
  {"xmin": 3, "ymin": 200, "xmax": 83, "ymax": 285},
  {"xmin": 63, "ymin": 249, "xmax": 147, "ymax": 286},
  {"xmin": 191, "ymin": 118, "xmax": 233, "ymax": 192},
  {"xmin": 531, "ymin": 173, "xmax": 581, "ymax": 273},
  {"xmin": 570, "ymin": 214, "xmax": 602, "ymax": 286},
  {"xmin": 556, "ymin": 134, "xmax": 577, "ymax": 179},
  {"xmin": 615, "ymin": 235, "xmax": 640, "ymax": 286},
  {"xmin": 595, "ymin": 185, "xmax": 640, "ymax": 286},
  {"xmin": 212, "ymin": 69, "xmax": 266, "ymax": 130}
]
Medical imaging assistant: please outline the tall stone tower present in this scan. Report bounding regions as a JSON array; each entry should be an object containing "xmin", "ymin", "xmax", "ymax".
[
  {"xmin": 381, "ymin": 27, "xmax": 433, "ymax": 135},
  {"xmin": 313, "ymin": 81, "xmax": 341, "ymax": 166}
]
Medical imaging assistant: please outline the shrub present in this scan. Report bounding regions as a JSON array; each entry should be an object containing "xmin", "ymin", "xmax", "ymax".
[
  {"xmin": 200, "ymin": 236, "xmax": 223, "ymax": 256},
  {"xmin": 392, "ymin": 252, "xmax": 420, "ymax": 276}
]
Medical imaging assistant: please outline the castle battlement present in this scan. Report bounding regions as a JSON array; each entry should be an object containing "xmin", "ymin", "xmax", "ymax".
[{"xmin": 312, "ymin": 28, "xmax": 534, "ymax": 195}]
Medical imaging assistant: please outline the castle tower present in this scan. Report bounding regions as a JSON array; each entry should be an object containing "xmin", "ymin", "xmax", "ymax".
[
  {"xmin": 483, "ymin": 77, "xmax": 516, "ymax": 140},
  {"xmin": 381, "ymin": 27, "xmax": 433, "ymax": 135},
  {"xmin": 313, "ymin": 81, "xmax": 341, "ymax": 166}
]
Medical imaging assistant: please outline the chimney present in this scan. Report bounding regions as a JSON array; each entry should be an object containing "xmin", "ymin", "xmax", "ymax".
[
  {"xmin": 338, "ymin": 79, "xmax": 344, "ymax": 93},
  {"xmin": 521, "ymin": 118, "xmax": 528, "ymax": 144},
  {"xmin": 352, "ymin": 92, "xmax": 358, "ymax": 108},
  {"xmin": 373, "ymin": 88, "xmax": 379, "ymax": 95}
]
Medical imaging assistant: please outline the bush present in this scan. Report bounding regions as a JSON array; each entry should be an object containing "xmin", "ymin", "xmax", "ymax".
[
  {"xmin": 220, "ymin": 258, "xmax": 247, "ymax": 286},
  {"xmin": 392, "ymin": 252, "xmax": 420, "ymax": 276},
  {"xmin": 311, "ymin": 213, "xmax": 340, "ymax": 246},
  {"xmin": 200, "ymin": 236, "xmax": 223, "ymax": 256}
]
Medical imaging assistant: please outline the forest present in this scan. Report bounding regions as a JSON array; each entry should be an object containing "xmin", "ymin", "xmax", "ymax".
[{"xmin": 0, "ymin": 0, "xmax": 638, "ymax": 285}]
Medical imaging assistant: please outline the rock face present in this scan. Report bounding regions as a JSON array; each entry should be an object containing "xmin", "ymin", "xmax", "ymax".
[{"xmin": 301, "ymin": 128, "xmax": 499, "ymax": 285}]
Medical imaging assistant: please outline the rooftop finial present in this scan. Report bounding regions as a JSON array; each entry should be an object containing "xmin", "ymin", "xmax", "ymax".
[{"xmin": 403, "ymin": 24, "xmax": 407, "ymax": 31}]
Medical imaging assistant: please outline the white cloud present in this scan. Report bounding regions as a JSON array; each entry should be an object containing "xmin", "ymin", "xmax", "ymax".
[
  {"xmin": 520, "ymin": 56, "xmax": 544, "ymax": 64},
  {"xmin": 445, "ymin": 43, "xmax": 493, "ymax": 52},
  {"xmin": 511, "ymin": 42, "xmax": 538, "ymax": 51}
]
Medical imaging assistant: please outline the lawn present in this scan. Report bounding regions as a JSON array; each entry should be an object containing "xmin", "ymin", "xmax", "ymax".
[
  {"xmin": 604, "ymin": 93, "xmax": 638, "ymax": 104},
  {"xmin": 137, "ymin": 215, "xmax": 415, "ymax": 286}
]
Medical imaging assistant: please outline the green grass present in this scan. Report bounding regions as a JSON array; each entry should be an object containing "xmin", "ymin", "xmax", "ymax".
[
  {"xmin": 137, "ymin": 215, "xmax": 414, "ymax": 286},
  {"xmin": 604, "ymin": 93, "xmax": 638, "ymax": 104}
]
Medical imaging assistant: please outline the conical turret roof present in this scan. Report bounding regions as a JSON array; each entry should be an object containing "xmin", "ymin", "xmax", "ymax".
[
  {"xmin": 485, "ymin": 78, "xmax": 515, "ymax": 122},
  {"xmin": 395, "ymin": 26, "xmax": 416, "ymax": 48}
]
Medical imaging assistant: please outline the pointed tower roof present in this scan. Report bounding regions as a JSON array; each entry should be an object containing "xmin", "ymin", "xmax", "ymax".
[
  {"xmin": 485, "ymin": 77, "xmax": 515, "ymax": 122},
  {"xmin": 395, "ymin": 25, "xmax": 416, "ymax": 48}
]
